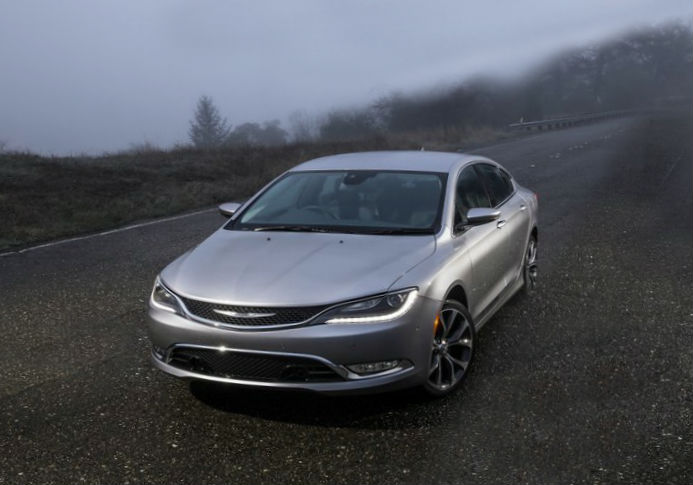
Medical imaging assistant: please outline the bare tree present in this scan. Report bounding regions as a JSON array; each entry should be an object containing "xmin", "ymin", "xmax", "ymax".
[
  {"xmin": 226, "ymin": 120, "xmax": 288, "ymax": 146},
  {"xmin": 319, "ymin": 108, "xmax": 377, "ymax": 141},
  {"xmin": 259, "ymin": 120, "xmax": 288, "ymax": 146},
  {"xmin": 189, "ymin": 95, "xmax": 231, "ymax": 149},
  {"xmin": 226, "ymin": 122, "xmax": 261, "ymax": 146},
  {"xmin": 288, "ymin": 110, "xmax": 317, "ymax": 142}
]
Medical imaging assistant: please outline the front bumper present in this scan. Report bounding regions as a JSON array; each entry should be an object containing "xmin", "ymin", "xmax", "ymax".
[{"xmin": 147, "ymin": 294, "xmax": 441, "ymax": 394}]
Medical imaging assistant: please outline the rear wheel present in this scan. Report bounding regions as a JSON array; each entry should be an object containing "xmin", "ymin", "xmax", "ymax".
[{"xmin": 424, "ymin": 300, "xmax": 475, "ymax": 396}]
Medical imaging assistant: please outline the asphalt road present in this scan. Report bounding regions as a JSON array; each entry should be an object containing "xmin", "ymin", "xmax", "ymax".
[{"xmin": 1, "ymin": 113, "xmax": 691, "ymax": 484}]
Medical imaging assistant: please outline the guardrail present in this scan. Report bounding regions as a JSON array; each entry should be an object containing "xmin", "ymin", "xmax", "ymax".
[{"xmin": 508, "ymin": 110, "xmax": 637, "ymax": 131}]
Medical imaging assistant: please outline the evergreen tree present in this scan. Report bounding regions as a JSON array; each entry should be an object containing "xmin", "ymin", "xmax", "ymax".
[{"xmin": 188, "ymin": 95, "xmax": 231, "ymax": 149}]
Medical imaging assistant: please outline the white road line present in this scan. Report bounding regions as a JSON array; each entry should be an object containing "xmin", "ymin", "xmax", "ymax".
[
  {"xmin": 0, "ymin": 207, "xmax": 217, "ymax": 257},
  {"xmin": 2, "ymin": 118, "xmax": 636, "ymax": 260}
]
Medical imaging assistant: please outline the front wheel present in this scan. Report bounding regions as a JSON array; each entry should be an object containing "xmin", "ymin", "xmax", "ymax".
[
  {"xmin": 523, "ymin": 235, "xmax": 538, "ymax": 294},
  {"xmin": 423, "ymin": 300, "xmax": 475, "ymax": 396}
]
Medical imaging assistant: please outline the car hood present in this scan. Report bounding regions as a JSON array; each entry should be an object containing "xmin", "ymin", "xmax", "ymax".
[{"xmin": 161, "ymin": 229, "xmax": 436, "ymax": 306}]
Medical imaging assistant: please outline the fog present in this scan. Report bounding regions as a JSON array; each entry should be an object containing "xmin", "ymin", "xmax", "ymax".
[{"xmin": 0, "ymin": 0, "xmax": 691, "ymax": 154}]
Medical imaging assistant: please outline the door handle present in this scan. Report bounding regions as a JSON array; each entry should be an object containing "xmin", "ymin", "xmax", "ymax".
[
  {"xmin": 520, "ymin": 204, "xmax": 526, "ymax": 211},
  {"xmin": 496, "ymin": 220, "xmax": 506, "ymax": 228}
]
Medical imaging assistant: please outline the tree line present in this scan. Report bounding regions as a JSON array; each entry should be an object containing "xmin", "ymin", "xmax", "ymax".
[{"xmin": 189, "ymin": 23, "xmax": 692, "ymax": 148}]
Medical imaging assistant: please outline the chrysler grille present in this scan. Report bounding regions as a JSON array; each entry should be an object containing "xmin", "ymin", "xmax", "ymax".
[{"xmin": 178, "ymin": 296, "xmax": 328, "ymax": 327}]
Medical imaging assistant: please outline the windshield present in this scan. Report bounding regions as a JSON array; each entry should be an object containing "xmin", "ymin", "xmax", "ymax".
[{"xmin": 229, "ymin": 170, "xmax": 447, "ymax": 234}]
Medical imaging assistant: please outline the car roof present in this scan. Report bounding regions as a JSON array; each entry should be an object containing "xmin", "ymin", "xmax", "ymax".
[{"xmin": 291, "ymin": 151, "xmax": 491, "ymax": 173}]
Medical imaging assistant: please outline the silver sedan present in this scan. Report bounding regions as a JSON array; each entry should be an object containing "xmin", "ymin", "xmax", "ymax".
[{"xmin": 148, "ymin": 151, "xmax": 538, "ymax": 396}]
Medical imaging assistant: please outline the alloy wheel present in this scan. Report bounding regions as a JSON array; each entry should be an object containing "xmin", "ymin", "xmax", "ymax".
[
  {"xmin": 426, "ymin": 302, "xmax": 474, "ymax": 393},
  {"xmin": 524, "ymin": 237, "xmax": 538, "ymax": 292}
]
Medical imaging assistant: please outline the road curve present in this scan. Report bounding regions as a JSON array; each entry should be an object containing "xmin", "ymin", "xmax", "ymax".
[{"xmin": 1, "ymin": 113, "xmax": 691, "ymax": 484}]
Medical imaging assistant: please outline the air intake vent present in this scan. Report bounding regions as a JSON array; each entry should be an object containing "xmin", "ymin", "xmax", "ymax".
[{"xmin": 168, "ymin": 347, "xmax": 343, "ymax": 382}]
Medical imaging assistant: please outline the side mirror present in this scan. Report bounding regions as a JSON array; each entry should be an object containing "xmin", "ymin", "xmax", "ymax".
[
  {"xmin": 466, "ymin": 208, "xmax": 501, "ymax": 225},
  {"xmin": 218, "ymin": 202, "xmax": 241, "ymax": 218}
]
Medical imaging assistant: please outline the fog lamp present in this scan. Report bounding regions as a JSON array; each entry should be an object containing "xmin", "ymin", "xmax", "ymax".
[{"xmin": 346, "ymin": 360, "xmax": 401, "ymax": 375}]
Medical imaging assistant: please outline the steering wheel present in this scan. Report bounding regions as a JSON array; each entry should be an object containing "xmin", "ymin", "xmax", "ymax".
[{"xmin": 301, "ymin": 205, "xmax": 337, "ymax": 219}]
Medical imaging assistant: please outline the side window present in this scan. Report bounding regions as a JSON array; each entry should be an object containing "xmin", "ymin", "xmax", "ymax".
[
  {"xmin": 454, "ymin": 166, "xmax": 491, "ymax": 229},
  {"xmin": 499, "ymin": 168, "xmax": 514, "ymax": 194},
  {"xmin": 475, "ymin": 164, "xmax": 514, "ymax": 207}
]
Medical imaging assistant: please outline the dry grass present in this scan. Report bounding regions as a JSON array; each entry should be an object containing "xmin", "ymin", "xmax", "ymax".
[{"xmin": 0, "ymin": 127, "xmax": 507, "ymax": 250}]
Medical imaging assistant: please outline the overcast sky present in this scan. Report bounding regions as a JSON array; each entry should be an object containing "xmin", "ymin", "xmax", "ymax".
[{"xmin": 0, "ymin": 0, "xmax": 691, "ymax": 155}]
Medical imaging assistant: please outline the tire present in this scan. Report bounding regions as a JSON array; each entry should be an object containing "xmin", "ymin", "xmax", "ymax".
[
  {"xmin": 523, "ymin": 235, "xmax": 538, "ymax": 295},
  {"xmin": 423, "ymin": 300, "xmax": 476, "ymax": 397}
]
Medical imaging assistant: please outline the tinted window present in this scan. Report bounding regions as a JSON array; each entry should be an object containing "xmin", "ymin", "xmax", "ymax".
[
  {"xmin": 475, "ymin": 164, "xmax": 514, "ymax": 206},
  {"xmin": 454, "ymin": 166, "xmax": 491, "ymax": 228}
]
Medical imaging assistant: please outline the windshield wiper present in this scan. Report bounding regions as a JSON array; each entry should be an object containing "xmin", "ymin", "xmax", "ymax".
[{"xmin": 250, "ymin": 225, "xmax": 330, "ymax": 233}]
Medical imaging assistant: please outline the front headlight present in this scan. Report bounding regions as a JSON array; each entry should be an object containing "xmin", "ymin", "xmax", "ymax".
[
  {"xmin": 324, "ymin": 289, "xmax": 418, "ymax": 323},
  {"xmin": 150, "ymin": 277, "xmax": 184, "ymax": 315}
]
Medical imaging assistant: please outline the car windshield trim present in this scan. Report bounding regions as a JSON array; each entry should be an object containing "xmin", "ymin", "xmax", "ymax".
[
  {"xmin": 242, "ymin": 224, "xmax": 436, "ymax": 235},
  {"xmin": 226, "ymin": 169, "xmax": 448, "ymax": 236},
  {"xmin": 250, "ymin": 225, "xmax": 331, "ymax": 233}
]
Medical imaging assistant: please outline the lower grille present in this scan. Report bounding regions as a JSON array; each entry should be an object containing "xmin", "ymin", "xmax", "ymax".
[{"xmin": 167, "ymin": 347, "xmax": 343, "ymax": 382}]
